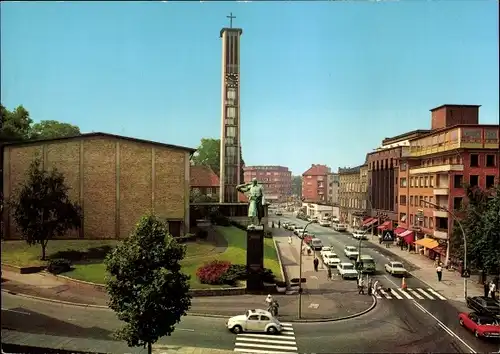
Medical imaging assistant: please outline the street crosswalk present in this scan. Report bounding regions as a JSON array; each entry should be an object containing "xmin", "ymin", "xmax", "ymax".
[
  {"xmin": 234, "ymin": 322, "xmax": 298, "ymax": 354},
  {"xmin": 375, "ymin": 287, "xmax": 447, "ymax": 301}
]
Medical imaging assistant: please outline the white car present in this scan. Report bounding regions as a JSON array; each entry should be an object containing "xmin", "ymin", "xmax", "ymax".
[
  {"xmin": 337, "ymin": 262, "xmax": 359, "ymax": 280},
  {"xmin": 226, "ymin": 309, "xmax": 283, "ymax": 334},
  {"xmin": 322, "ymin": 251, "xmax": 341, "ymax": 267},
  {"xmin": 319, "ymin": 220, "xmax": 331, "ymax": 227},
  {"xmin": 334, "ymin": 224, "xmax": 347, "ymax": 232},
  {"xmin": 344, "ymin": 246, "xmax": 359, "ymax": 260},
  {"xmin": 385, "ymin": 261, "xmax": 408, "ymax": 276},
  {"xmin": 320, "ymin": 246, "xmax": 333, "ymax": 257},
  {"xmin": 352, "ymin": 230, "xmax": 368, "ymax": 240},
  {"xmin": 293, "ymin": 227, "xmax": 305, "ymax": 236}
]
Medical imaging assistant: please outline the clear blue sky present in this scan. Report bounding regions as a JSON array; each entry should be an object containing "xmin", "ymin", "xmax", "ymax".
[{"xmin": 1, "ymin": 1, "xmax": 498, "ymax": 175}]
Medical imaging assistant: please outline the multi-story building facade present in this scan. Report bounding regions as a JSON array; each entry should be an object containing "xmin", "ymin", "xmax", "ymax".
[
  {"xmin": 190, "ymin": 165, "xmax": 220, "ymax": 202},
  {"xmin": 397, "ymin": 104, "xmax": 499, "ymax": 265},
  {"xmin": 326, "ymin": 173, "xmax": 339, "ymax": 205},
  {"xmin": 367, "ymin": 130, "xmax": 431, "ymax": 229},
  {"xmin": 301, "ymin": 164, "xmax": 331, "ymax": 203},
  {"xmin": 338, "ymin": 164, "xmax": 368, "ymax": 227},
  {"xmin": 243, "ymin": 165, "xmax": 292, "ymax": 202}
]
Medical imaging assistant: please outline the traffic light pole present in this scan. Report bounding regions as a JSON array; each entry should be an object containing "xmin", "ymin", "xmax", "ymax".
[{"xmin": 298, "ymin": 220, "xmax": 313, "ymax": 319}]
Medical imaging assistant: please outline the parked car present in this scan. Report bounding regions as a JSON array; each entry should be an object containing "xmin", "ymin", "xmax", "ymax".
[
  {"xmin": 344, "ymin": 246, "xmax": 359, "ymax": 260},
  {"xmin": 319, "ymin": 219, "xmax": 331, "ymax": 227},
  {"xmin": 334, "ymin": 223, "xmax": 347, "ymax": 232},
  {"xmin": 310, "ymin": 238, "xmax": 323, "ymax": 251},
  {"xmin": 320, "ymin": 246, "xmax": 333, "ymax": 257},
  {"xmin": 282, "ymin": 222, "xmax": 289, "ymax": 229},
  {"xmin": 352, "ymin": 230, "xmax": 368, "ymax": 240},
  {"xmin": 384, "ymin": 261, "xmax": 408, "ymax": 277},
  {"xmin": 293, "ymin": 227, "xmax": 305, "ymax": 236},
  {"xmin": 289, "ymin": 224, "xmax": 297, "ymax": 231},
  {"xmin": 275, "ymin": 210, "xmax": 283, "ymax": 216},
  {"xmin": 458, "ymin": 312, "xmax": 500, "ymax": 338},
  {"xmin": 226, "ymin": 309, "xmax": 283, "ymax": 334},
  {"xmin": 322, "ymin": 252, "xmax": 341, "ymax": 267},
  {"xmin": 466, "ymin": 296, "xmax": 500, "ymax": 317},
  {"xmin": 337, "ymin": 262, "xmax": 359, "ymax": 280}
]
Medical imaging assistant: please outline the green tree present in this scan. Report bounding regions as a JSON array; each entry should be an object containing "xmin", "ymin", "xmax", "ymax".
[
  {"xmin": 192, "ymin": 138, "xmax": 220, "ymax": 177},
  {"xmin": 29, "ymin": 120, "xmax": 80, "ymax": 139},
  {"xmin": 9, "ymin": 158, "xmax": 82, "ymax": 260},
  {"xmin": 105, "ymin": 214, "xmax": 191, "ymax": 354},
  {"xmin": 480, "ymin": 184, "xmax": 500, "ymax": 274},
  {"xmin": 0, "ymin": 104, "xmax": 33, "ymax": 142},
  {"xmin": 292, "ymin": 175, "xmax": 302, "ymax": 197}
]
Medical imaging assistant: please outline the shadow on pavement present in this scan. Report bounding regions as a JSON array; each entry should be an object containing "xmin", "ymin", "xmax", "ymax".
[
  {"xmin": 1, "ymin": 308, "xmax": 114, "ymax": 340},
  {"xmin": 1, "ymin": 343, "xmax": 106, "ymax": 354}
]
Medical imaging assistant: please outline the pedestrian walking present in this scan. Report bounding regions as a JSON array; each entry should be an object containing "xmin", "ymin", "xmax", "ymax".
[
  {"xmin": 368, "ymin": 278, "xmax": 373, "ymax": 296},
  {"xmin": 358, "ymin": 277, "xmax": 365, "ymax": 295},
  {"xmin": 488, "ymin": 281, "xmax": 497, "ymax": 299},
  {"xmin": 327, "ymin": 266, "xmax": 332, "ymax": 280},
  {"xmin": 278, "ymin": 220, "xmax": 281, "ymax": 228},
  {"xmin": 313, "ymin": 257, "xmax": 319, "ymax": 272},
  {"xmin": 373, "ymin": 280, "xmax": 379, "ymax": 296},
  {"xmin": 288, "ymin": 235, "xmax": 292, "ymax": 245},
  {"xmin": 484, "ymin": 281, "xmax": 489, "ymax": 298},
  {"xmin": 436, "ymin": 264, "xmax": 443, "ymax": 281},
  {"xmin": 265, "ymin": 294, "xmax": 273, "ymax": 306}
]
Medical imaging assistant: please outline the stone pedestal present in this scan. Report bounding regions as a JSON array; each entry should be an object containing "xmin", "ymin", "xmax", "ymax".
[{"xmin": 246, "ymin": 226, "xmax": 265, "ymax": 292}]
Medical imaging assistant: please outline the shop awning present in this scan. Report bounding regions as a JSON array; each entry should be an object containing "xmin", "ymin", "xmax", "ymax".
[
  {"xmin": 377, "ymin": 221, "xmax": 391, "ymax": 230},
  {"xmin": 433, "ymin": 246, "xmax": 447, "ymax": 256},
  {"xmin": 414, "ymin": 238, "xmax": 439, "ymax": 249},
  {"xmin": 363, "ymin": 218, "xmax": 377, "ymax": 227},
  {"xmin": 394, "ymin": 227, "xmax": 406, "ymax": 235},
  {"xmin": 400, "ymin": 230, "xmax": 415, "ymax": 243},
  {"xmin": 363, "ymin": 217, "xmax": 374, "ymax": 225}
]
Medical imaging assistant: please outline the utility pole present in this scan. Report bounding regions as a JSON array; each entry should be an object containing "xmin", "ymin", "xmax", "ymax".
[{"xmin": 297, "ymin": 220, "xmax": 313, "ymax": 319}]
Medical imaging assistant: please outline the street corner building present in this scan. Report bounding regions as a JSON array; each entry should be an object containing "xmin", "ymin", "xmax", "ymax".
[{"xmin": 2, "ymin": 133, "xmax": 196, "ymax": 240}]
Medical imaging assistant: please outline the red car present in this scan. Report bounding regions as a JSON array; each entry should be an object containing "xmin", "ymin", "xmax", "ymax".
[{"xmin": 458, "ymin": 312, "xmax": 500, "ymax": 338}]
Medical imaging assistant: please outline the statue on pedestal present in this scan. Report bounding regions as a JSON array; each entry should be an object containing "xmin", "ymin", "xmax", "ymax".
[{"xmin": 236, "ymin": 178, "xmax": 265, "ymax": 229}]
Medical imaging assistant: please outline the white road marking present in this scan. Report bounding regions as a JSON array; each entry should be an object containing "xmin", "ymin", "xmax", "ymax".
[
  {"xmin": 427, "ymin": 288, "xmax": 447, "ymax": 300},
  {"xmin": 380, "ymin": 289, "xmax": 392, "ymax": 299},
  {"xmin": 237, "ymin": 337, "xmax": 297, "ymax": 345},
  {"xmin": 280, "ymin": 322, "xmax": 293, "ymax": 326},
  {"xmin": 407, "ymin": 288, "xmax": 425, "ymax": 299},
  {"xmin": 177, "ymin": 328, "xmax": 195, "ymax": 332},
  {"xmin": 237, "ymin": 334, "xmax": 296, "ymax": 340},
  {"xmin": 235, "ymin": 342, "xmax": 298, "ymax": 351},
  {"xmin": 413, "ymin": 301, "xmax": 476, "ymax": 353},
  {"xmin": 417, "ymin": 288, "xmax": 435, "ymax": 300},
  {"xmin": 234, "ymin": 349, "xmax": 297, "ymax": 354},
  {"xmin": 390, "ymin": 290, "xmax": 404, "ymax": 299},
  {"xmin": 375, "ymin": 293, "xmax": 382, "ymax": 299},
  {"xmin": 1, "ymin": 308, "xmax": 31, "ymax": 315},
  {"xmin": 396, "ymin": 288, "xmax": 413, "ymax": 299}
]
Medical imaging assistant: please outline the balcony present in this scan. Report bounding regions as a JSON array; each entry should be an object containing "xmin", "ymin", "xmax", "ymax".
[
  {"xmin": 433, "ymin": 210, "xmax": 448, "ymax": 218},
  {"xmin": 433, "ymin": 229, "xmax": 449, "ymax": 240},
  {"xmin": 433, "ymin": 188, "xmax": 449, "ymax": 196},
  {"xmin": 409, "ymin": 164, "xmax": 464, "ymax": 175}
]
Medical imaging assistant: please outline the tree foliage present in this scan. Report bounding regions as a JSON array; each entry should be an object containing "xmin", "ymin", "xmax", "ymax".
[
  {"xmin": 9, "ymin": 158, "xmax": 82, "ymax": 260},
  {"xmin": 1, "ymin": 104, "xmax": 80, "ymax": 142},
  {"xmin": 292, "ymin": 175, "xmax": 302, "ymax": 197},
  {"xmin": 105, "ymin": 214, "xmax": 191, "ymax": 354},
  {"xmin": 450, "ymin": 184, "xmax": 500, "ymax": 274}
]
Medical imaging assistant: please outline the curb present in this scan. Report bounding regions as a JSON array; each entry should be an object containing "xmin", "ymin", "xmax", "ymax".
[{"xmin": 1, "ymin": 288, "xmax": 377, "ymax": 323}]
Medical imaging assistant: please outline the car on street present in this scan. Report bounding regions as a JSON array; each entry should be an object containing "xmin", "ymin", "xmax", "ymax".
[
  {"xmin": 275, "ymin": 210, "xmax": 283, "ymax": 216},
  {"xmin": 337, "ymin": 262, "xmax": 359, "ymax": 280},
  {"xmin": 289, "ymin": 224, "xmax": 297, "ymax": 231},
  {"xmin": 320, "ymin": 246, "xmax": 333, "ymax": 257},
  {"xmin": 319, "ymin": 219, "xmax": 331, "ymax": 227},
  {"xmin": 466, "ymin": 296, "xmax": 500, "ymax": 317},
  {"xmin": 322, "ymin": 251, "xmax": 341, "ymax": 267},
  {"xmin": 352, "ymin": 229, "xmax": 368, "ymax": 240},
  {"xmin": 358, "ymin": 255, "xmax": 376, "ymax": 274},
  {"xmin": 344, "ymin": 246, "xmax": 359, "ymax": 260},
  {"xmin": 384, "ymin": 261, "xmax": 408, "ymax": 276},
  {"xmin": 458, "ymin": 312, "xmax": 500, "ymax": 338},
  {"xmin": 334, "ymin": 223, "xmax": 347, "ymax": 232},
  {"xmin": 310, "ymin": 238, "xmax": 323, "ymax": 250},
  {"xmin": 226, "ymin": 309, "xmax": 283, "ymax": 334},
  {"xmin": 282, "ymin": 222, "xmax": 289, "ymax": 229},
  {"xmin": 293, "ymin": 227, "xmax": 305, "ymax": 236}
]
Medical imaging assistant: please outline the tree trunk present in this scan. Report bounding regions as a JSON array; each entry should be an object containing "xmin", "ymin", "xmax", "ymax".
[
  {"xmin": 41, "ymin": 243, "xmax": 47, "ymax": 261},
  {"xmin": 147, "ymin": 342, "xmax": 152, "ymax": 354}
]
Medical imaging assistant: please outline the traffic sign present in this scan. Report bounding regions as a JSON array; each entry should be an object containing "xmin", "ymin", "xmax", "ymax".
[
  {"xmin": 382, "ymin": 230, "xmax": 394, "ymax": 242},
  {"xmin": 461, "ymin": 268, "xmax": 471, "ymax": 278}
]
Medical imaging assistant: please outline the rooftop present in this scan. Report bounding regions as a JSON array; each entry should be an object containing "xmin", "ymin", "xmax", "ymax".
[
  {"xmin": 190, "ymin": 165, "xmax": 220, "ymax": 187},
  {"xmin": 430, "ymin": 104, "xmax": 481, "ymax": 112},
  {"xmin": 302, "ymin": 164, "xmax": 331, "ymax": 176}
]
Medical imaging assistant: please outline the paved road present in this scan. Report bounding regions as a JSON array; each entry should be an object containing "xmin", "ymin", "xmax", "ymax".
[{"xmin": 270, "ymin": 214, "xmax": 500, "ymax": 354}]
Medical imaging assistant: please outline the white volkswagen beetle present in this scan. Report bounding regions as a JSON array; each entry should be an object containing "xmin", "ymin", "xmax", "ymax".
[{"xmin": 226, "ymin": 309, "xmax": 283, "ymax": 334}]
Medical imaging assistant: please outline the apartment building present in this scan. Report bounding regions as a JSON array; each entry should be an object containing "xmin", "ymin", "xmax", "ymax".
[
  {"xmin": 326, "ymin": 173, "xmax": 339, "ymax": 205},
  {"xmin": 243, "ymin": 165, "xmax": 292, "ymax": 202},
  {"xmin": 397, "ymin": 104, "xmax": 499, "ymax": 264},
  {"xmin": 338, "ymin": 164, "xmax": 368, "ymax": 227},
  {"xmin": 301, "ymin": 164, "xmax": 331, "ymax": 203},
  {"xmin": 190, "ymin": 165, "xmax": 220, "ymax": 201}
]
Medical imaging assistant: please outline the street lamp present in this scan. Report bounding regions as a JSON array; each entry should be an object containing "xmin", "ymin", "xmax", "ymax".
[
  {"xmin": 297, "ymin": 220, "xmax": 313, "ymax": 319},
  {"xmin": 421, "ymin": 199, "xmax": 468, "ymax": 299}
]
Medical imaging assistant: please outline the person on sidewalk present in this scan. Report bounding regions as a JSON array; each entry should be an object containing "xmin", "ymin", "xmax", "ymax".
[
  {"xmin": 278, "ymin": 220, "xmax": 281, "ymax": 228},
  {"xmin": 367, "ymin": 278, "xmax": 373, "ymax": 295},
  {"xmin": 327, "ymin": 266, "xmax": 332, "ymax": 280},
  {"xmin": 265, "ymin": 294, "xmax": 273, "ymax": 306},
  {"xmin": 373, "ymin": 280, "xmax": 379, "ymax": 296},
  {"xmin": 313, "ymin": 257, "xmax": 319, "ymax": 272},
  {"xmin": 358, "ymin": 277, "xmax": 365, "ymax": 295},
  {"xmin": 436, "ymin": 264, "xmax": 443, "ymax": 281},
  {"xmin": 288, "ymin": 235, "xmax": 292, "ymax": 245},
  {"xmin": 484, "ymin": 281, "xmax": 490, "ymax": 298},
  {"xmin": 488, "ymin": 281, "xmax": 497, "ymax": 299}
]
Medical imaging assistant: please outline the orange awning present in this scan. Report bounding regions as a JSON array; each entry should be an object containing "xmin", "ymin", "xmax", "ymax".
[
  {"xmin": 363, "ymin": 218, "xmax": 377, "ymax": 227},
  {"xmin": 377, "ymin": 221, "xmax": 391, "ymax": 230},
  {"xmin": 414, "ymin": 238, "xmax": 439, "ymax": 249},
  {"xmin": 394, "ymin": 227, "xmax": 406, "ymax": 235}
]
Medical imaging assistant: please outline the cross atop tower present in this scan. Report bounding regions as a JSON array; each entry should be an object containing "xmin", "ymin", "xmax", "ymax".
[{"xmin": 227, "ymin": 12, "xmax": 236, "ymax": 28}]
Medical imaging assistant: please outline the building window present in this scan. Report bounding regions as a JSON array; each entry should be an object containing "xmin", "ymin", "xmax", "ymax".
[
  {"xmin": 410, "ymin": 196, "xmax": 414, "ymax": 206},
  {"xmin": 168, "ymin": 220, "xmax": 182, "ymax": 238},
  {"xmin": 429, "ymin": 196, "xmax": 433, "ymax": 205},
  {"xmin": 227, "ymin": 88, "xmax": 236, "ymax": 100},
  {"xmin": 454, "ymin": 175, "xmax": 463, "ymax": 188},
  {"xmin": 486, "ymin": 175, "xmax": 495, "ymax": 189},
  {"xmin": 410, "ymin": 177, "xmax": 414, "ymax": 187},
  {"xmin": 424, "ymin": 196, "xmax": 428, "ymax": 205},
  {"xmin": 400, "ymin": 213, "xmax": 407, "ymax": 222},
  {"xmin": 424, "ymin": 176, "xmax": 428, "ymax": 187},
  {"xmin": 486, "ymin": 154, "xmax": 496, "ymax": 167},
  {"xmin": 429, "ymin": 217, "xmax": 434, "ymax": 228},
  {"xmin": 470, "ymin": 154, "xmax": 479, "ymax": 167},
  {"xmin": 410, "ymin": 214, "xmax": 413, "ymax": 225},
  {"xmin": 400, "ymin": 195, "xmax": 407, "ymax": 205},
  {"xmin": 400, "ymin": 162, "xmax": 407, "ymax": 171},
  {"xmin": 470, "ymin": 175, "xmax": 479, "ymax": 187},
  {"xmin": 429, "ymin": 176, "xmax": 434, "ymax": 187},
  {"xmin": 400, "ymin": 178, "xmax": 407, "ymax": 187},
  {"xmin": 419, "ymin": 177, "xmax": 423, "ymax": 187},
  {"xmin": 424, "ymin": 216, "xmax": 428, "ymax": 228},
  {"xmin": 419, "ymin": 196, "xmax": 423, "ymax": 207},
  {"xmin": 453, "ymin": 197, "xmax": 463, "ymax": 210}
]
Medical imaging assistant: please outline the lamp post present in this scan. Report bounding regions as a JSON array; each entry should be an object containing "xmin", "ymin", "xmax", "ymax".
[
  {"xmin": 298, "ymin": 220, "xmax": 313, "ymax": 319},
  {"xmin": 421, "ymin": 199, "xmax": 468, "ymax": 299}
]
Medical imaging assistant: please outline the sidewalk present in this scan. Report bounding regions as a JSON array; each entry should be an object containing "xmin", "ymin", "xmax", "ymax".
[
  {"xmin": 1, "ymin": 329, "xmax": 232, "ymax": 354},
  {"xmin": 361, "ymin": 232, "xmax": 485, "ymax": 302}
]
